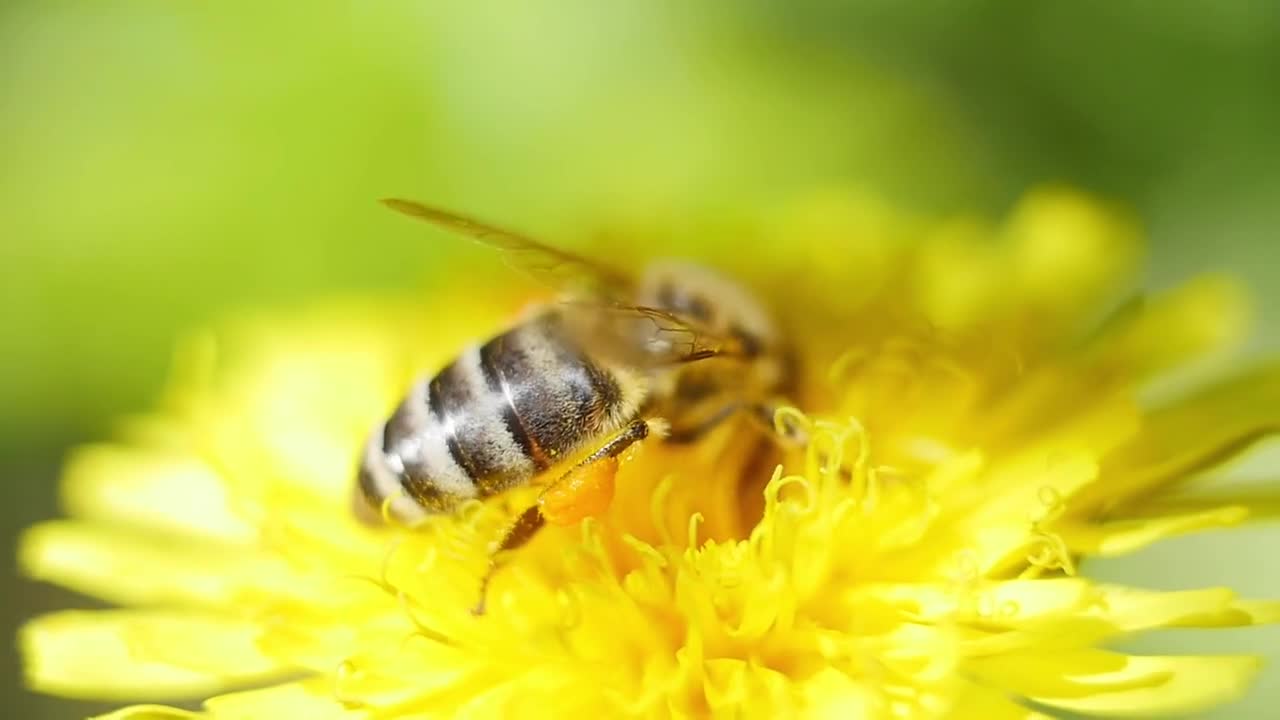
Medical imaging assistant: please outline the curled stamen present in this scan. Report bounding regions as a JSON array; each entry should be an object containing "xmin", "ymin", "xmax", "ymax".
[
  {"xmin": 806, "ymin": 428, "xmax": 844, "ymax": 483},
  {"xmin": 378, "ymin": 493, "xmax": 399, "ymax": 527},
  {"xmin": 773, "ymin": 406, "xmax": 813, "ymax": 445},
  {"xmin": 972, "ymin": 592, "xmax": 1019, "ymax": 623},
  {"xmin": 1024, "ymin": 530, "xmax": 1077, "ymax": 578},
  {"xmin": 764, "ymin": 474, "xmax": 816, "ymax": 516},
  {"xmin": 1032, "ymin": 485, "xmax": 1066, "ymax": 525},
  {"xmin": 333, "ymin": 660, "xmax": 368, "ymax": 710},
  {"xmin": 750, "ymin": 466, "xmax": 787, "ymax": 558},
  {"xmin": 1021, "ymin": 487, "xmax": 1072, "ymax": 579},
  {"xmin": 688, "ymin": 512, "xmax": 705, "ymax": 549},
  {"xmin": 457, "ymin": 499, "xmax": 493, "ymax": 528},
  {"xmin": 807, "ymin": 417, "xmax": 874, "ymax": 503}
]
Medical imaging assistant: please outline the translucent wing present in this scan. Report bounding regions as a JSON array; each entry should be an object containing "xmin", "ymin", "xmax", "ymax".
[
  {"xmin": 554, "ymin": 300, "xmax": 750, "ymax": 368},
  {"xmin": 381, "ymin": 198, "xmax": 634, "ymax": 300}
]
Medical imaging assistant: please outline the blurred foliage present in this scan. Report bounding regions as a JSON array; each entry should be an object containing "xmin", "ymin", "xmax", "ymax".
[
  {"xmin": 3, "ymin": 1, "xmax": 1279, "ymax": 717},
  {"xmin": 0, "ymin": 1, "xmax": 986, "ymax": 451}
]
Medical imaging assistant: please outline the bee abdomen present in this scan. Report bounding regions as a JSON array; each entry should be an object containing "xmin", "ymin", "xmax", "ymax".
[
  {"xmin": 359, "ymin": 374, "xmax": 485, "ymax": 520},
  {"xmin": 357, "ymin": 312, "xmax": 638, "ymax": 523},
  {"xmin": 483, "ymin": 315, "xmax": 628, "ymax": 464},
  {"xmin": 427, "ymin": 341, "xmax": 541, "ymax": 495}
]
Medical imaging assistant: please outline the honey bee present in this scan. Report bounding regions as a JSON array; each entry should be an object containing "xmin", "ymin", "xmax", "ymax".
[{"xmin": 356, "ymin": 199, "xmax": 795, "ymax": 611}]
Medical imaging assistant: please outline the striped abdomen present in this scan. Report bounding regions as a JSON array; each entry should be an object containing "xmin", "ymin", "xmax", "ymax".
[{"xmin": 357, "ymin": 312, "xmax": 640, "ymax": 524}]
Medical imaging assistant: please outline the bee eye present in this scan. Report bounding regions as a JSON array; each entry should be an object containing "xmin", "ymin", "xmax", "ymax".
[
  {"xmin": 731, "ymin": 326, "xmax": 763, "ymax": 357},
  {"xmin": 656, "ymin": 281, "xmax": 677, "ymax": 308},
  {"xmin": 684, "ymin": 295, "xmax": 712, "ymax": 322}
]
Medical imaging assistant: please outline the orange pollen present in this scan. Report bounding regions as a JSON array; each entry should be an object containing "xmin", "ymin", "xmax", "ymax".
[{"xmin": 538, "ymin": 456, "xmax": 619, "ymax": 526}]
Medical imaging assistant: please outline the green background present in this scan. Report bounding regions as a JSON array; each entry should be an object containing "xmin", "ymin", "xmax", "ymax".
[{"xmin": 3, "ymin": 2, "xmax": 1278, "ymax": 717}]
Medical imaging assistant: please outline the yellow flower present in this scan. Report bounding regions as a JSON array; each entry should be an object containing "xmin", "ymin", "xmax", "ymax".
[{"xmin": 18, "ymin": 188, "xmax": 1280, "ymax": 719}]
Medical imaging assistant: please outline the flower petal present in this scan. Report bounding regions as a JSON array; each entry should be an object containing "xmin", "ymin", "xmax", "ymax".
[
  {"xmin": 1092, "ymin": 585, "xmax": 1280, "ymax": 631},
  {"xmin": 850, "ymin": 578, "xmax": 1094, "ymax": 627},
  {"xmin": 965, "ymin": 648, "xmax": 1156, "ymax": 700},
  {"xmin": 1057, "ymin": 505, "xmax": 1249, "ymax": 556},
  {"xmin": 92, "ymin": 706, "xmax": 199, "ymax": 720},
  {"xmin": 20, "ymin": 521, "xmax": 302, "ymax": 608},
  {"xmin": 19, "ymin": 520, "xmax": 382, "ymax": 625},
  {"xmin": 912, "ymin": 221, "xmax": 1003, "ymax": 330},
  {"xmin": 799, "ymin": 669, "xmax": 879, "ymax": 719},
  {"xmin": 60, "ymin": 445, "xmax": 255, "ymax": 544},
  {"xmin": 1092, "ymin": 274, "xmax": 1250, "ymax": 378},
  {"xmin": 950, "ymin": 678, "xmax": 1057, "ymax": 720},
  {"xmin": 21, "ymin": 610, "xmax": 287, "ymax": 700},
  {"xmin": 1031, "ymin": 655, "xmax": 1261, "ymax": 717},
  {"xmin": 203, "ymin": 680, "xmax": 363, "ymax": 720},
  {"xmin": 1129, "ymin": 489, "xmax": 1280, "ymax": 521},
  {"xmin": 1002, "ymin": 188, "xmax": 1140, "ymax": 323},
  {"xmin": 203, "ymin": 298, "xmax": 504, "ymax": 502},
  {"xmin": 932, "ymin": 382, "xmax": 1140, "ymax": 574},
  {"xmin": 955, "ymin": 454, "xmax": 1102, "ymax": 573},
  {"xmin": 1080, "ymin": 362, "xmax": 1280, "ymax": 509}
]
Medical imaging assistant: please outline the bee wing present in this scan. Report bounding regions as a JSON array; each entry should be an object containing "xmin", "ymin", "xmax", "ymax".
[
  {"xmin": 381, "ymin": 198, "xmax": 634, "ymax": 300},
  {"xmin": 556, "ymin": 300, "xmax": 747, "ymax": 368}
]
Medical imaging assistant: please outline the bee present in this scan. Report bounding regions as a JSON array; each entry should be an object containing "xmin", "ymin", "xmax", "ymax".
[{"xmin": 356, "ymin": 199, "xmax": 795, "ymax": 612}]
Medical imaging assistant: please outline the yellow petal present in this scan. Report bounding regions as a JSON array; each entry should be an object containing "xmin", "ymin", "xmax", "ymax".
[
  {"xmin": 939, "ymin": 383, "xmax": 1139, "ymax": 572},
  {"xmin": 1057, "ymin": 505, "xmax": 1249, "ymax": 556},
  {"xmin": 851, "ymin": 578, "xmax": 1094, "ymax": 627},
  {"xmin": 21, "ymin": 610, "xmax": 287, "ymax": 700},
  {"xmin": 325, "ymin": 638, "xmax": 479, "ymax": 711},
  {"xmin": 1002, "ymin": 187, "xmax": 1140, "ymax": 318},
  {"xmin": 912, "ymin": 220, "xmax": 1003, "ymax": 330},
  {"xmin": 19, "ymin": 521, "xmax": 303, "ymax": 608},
  {"xmin": 1093, "ymin": 274, "xmax": 1250, "ymax": 378},
  {"xmin": 1080, "ymin": 362, "xmax": 1280, "ymax": 509},
  {"xmin": 957, "ymin": 454, "xmax": 1101, "ymax": 574},
  {"xmin": 205, "ymin": 299, "xmax": 500, "ymax": 502},
  {"xmin": 92, "ymin": 706, "xmax": 199, "ymax": 720},
  {"xmin": 255, "ymin": 492, "xmax": 390, "ymax": 574},
  {"xmin": 1093, "ymin": 585, "xmax": 1280, "ymax": 630},
  {"xmin": 60, "ymin": 444, "xmax": 255, "ymax": 543},
  {"xmin": 203, "ymin": 680, "xmax": 363, "ymax": 720},
  {"xmin": 799, "ymin": 669, "xmax": 878, "ymax": 720},
  {"xmin": 961, "ymin": 621, "xmax": 1119, "ymax": 662},
  {"xmin": 950, "ymin": 678, "xmax": 1057, "ymax": 720},
  {"xmin": 1032, "ymin": 655, "xmax": 1261, "ymax": 717},
  {"xmin": 1130, "ymin": 489, "xmax": 1280, "ymax": 521},
  {"xmin": 965, "ymin": 648, "xmax": 1163, "ymax": 700}
]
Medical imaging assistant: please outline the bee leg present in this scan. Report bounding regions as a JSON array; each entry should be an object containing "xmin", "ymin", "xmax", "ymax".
[
  {"xmin": 473, "ymin": 418, "xmax": 660, "ymax": 615},
  {"xmin": 538, "ymin": 418, "xmax": 659, "ymax": 525},
  {"xmin": 472, "ymin": 505, "xmax": 545, "ymax": 616}
]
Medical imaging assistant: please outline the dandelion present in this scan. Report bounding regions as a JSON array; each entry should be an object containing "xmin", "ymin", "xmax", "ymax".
[{"xmin": 18, "ymin": 189, "xmax": 1280, "ymax": 719}]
